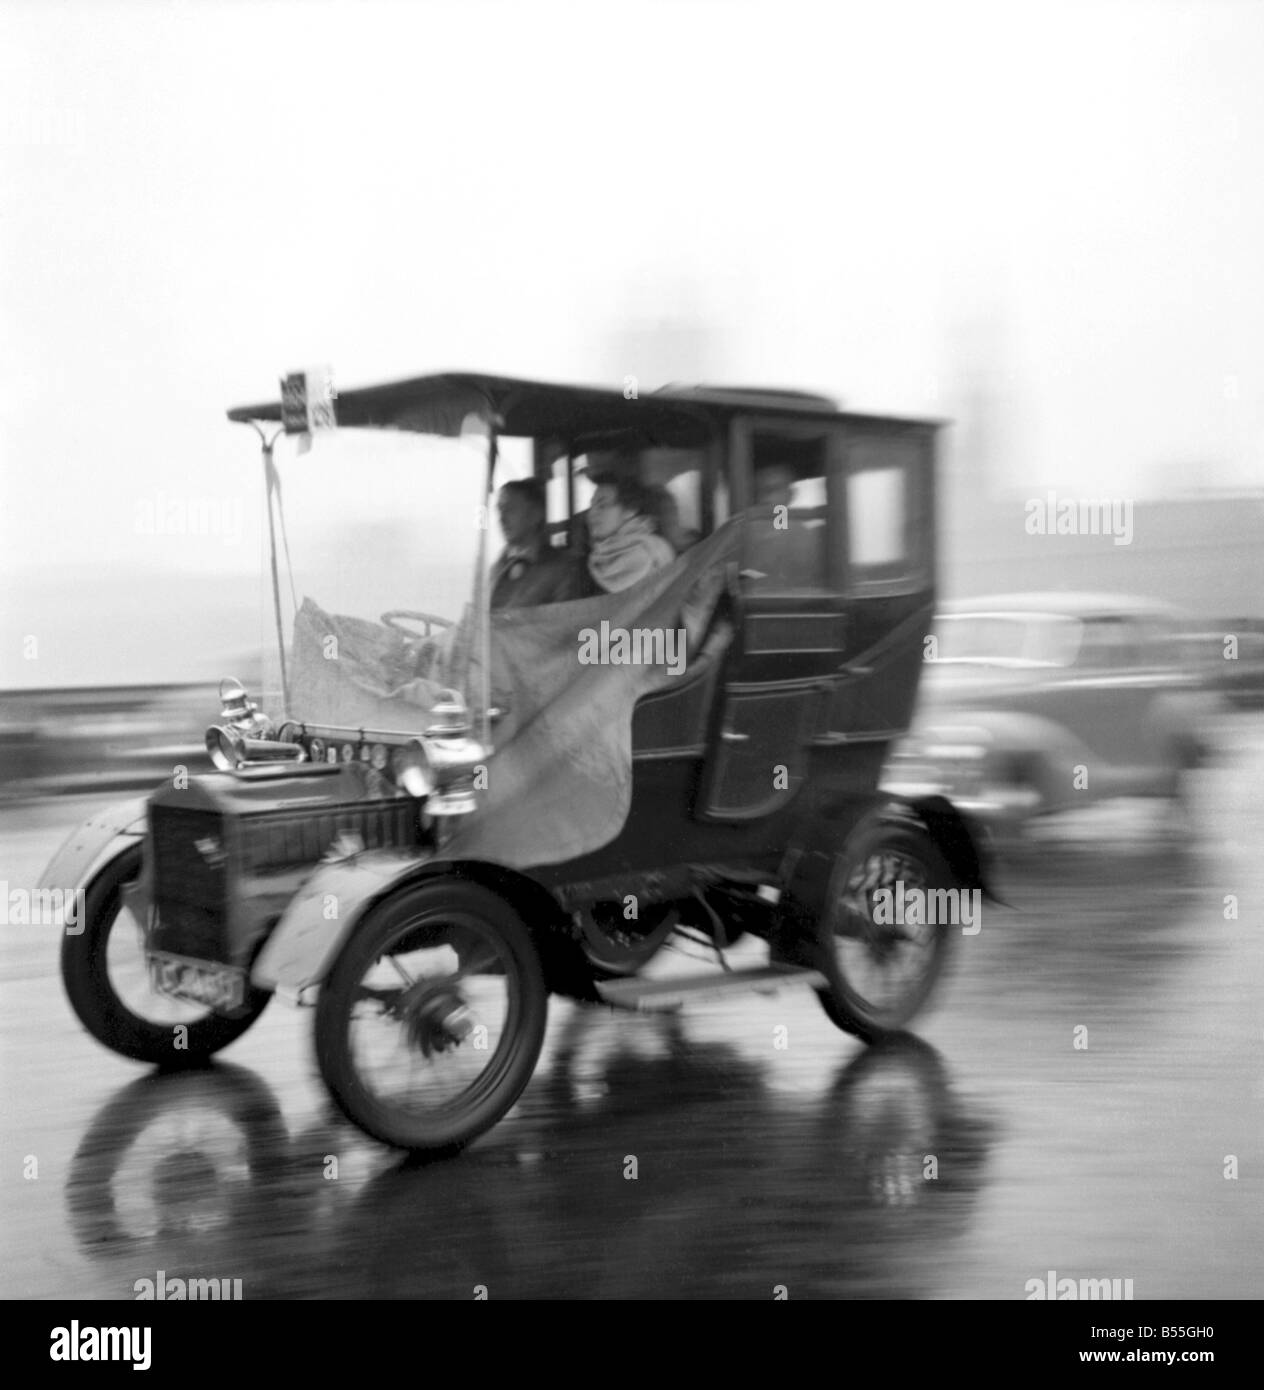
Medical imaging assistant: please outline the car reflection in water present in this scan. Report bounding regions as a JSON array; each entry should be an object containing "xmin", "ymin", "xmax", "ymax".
[{"xmin": 65, "ymin": 1028, "xmax": 994, "ymax": 1300}]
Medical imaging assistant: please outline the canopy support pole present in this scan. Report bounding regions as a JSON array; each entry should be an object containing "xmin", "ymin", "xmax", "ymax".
[
  {"xmin": 476, "ymin": 425, "xmax": 498, "ymax": 751},
  {"xmin": 249, "ymin": 423, "xmax": 290, "ymax": 715}
]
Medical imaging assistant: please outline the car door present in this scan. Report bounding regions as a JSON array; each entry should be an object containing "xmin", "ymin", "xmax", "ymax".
[
  {"xmin": 1031, "ymin": 614, "xmax": 1149, "ymax": 796},
  {"xmin": 696, "ymin": 419, "xmax": 938, "ymax": 822},
  {"xmin": 694, "ymin": 420, "xmax": 843, "ymax": 820}
]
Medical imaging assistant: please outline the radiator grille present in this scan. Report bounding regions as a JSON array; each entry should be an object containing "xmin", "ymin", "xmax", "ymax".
[
  {"xmin": 149, "ymin": 805, "xmax": 229, "ymax": 960},
  {"xmin": 148, "ymin": 798, "xmax": 420, "ymax": 965}
]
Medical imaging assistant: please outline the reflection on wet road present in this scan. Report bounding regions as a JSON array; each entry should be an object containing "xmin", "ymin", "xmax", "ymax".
[
  {"xmin": 60, "ymin": 1034, "xmax": 991, "ymax": 1300},
  {"xmin": 3, "ymin": 712, "xmax": 1263, "ymax": 1299}
]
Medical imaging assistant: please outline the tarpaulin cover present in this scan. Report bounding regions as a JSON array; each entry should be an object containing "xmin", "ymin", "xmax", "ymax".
[{"xmin": 289, "ymin": 520, "xmax": 742, "ymax": 868}]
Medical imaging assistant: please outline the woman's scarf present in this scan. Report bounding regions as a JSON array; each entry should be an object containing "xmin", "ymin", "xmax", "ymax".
[{"xmin": 587, "ymin": 513, "xmax": 675, "ymax": 593}]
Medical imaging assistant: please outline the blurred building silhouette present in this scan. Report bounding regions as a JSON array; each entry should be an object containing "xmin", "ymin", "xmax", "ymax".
[
  {"xmin": 937, "ymin": 312, "xmax": 1264, "ymax": 617},
  {"xmin": 941, "ymin": 486, "xmax": 1264, "ymax": 617}
]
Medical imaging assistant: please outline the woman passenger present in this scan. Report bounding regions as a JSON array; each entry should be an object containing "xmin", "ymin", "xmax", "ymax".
[{"xmin": 584, "ymin": 475, "xmax": 676, "ymax": 593}]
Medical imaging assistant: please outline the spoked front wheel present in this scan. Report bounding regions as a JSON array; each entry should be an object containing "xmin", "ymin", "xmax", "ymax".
[
  {"xmin": 315, "ymin": 881, "xmax": 547, "ymax": 1153},
  {"xmin": 814, "ymin": 821, "xmax": 958, "ymax": 1042}
]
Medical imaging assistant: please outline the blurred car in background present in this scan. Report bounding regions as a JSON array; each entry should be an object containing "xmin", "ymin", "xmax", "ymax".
[
  {"xmin": 1194, "ymin": 617, "xmax": 1264, "ymax": 709},
  {"xmin": 881, "ymin": 593, "xmax": 1216, "ymax": 837}
]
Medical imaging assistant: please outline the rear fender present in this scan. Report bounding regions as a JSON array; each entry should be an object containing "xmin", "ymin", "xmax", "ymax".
[
  {"xmin": 251, "ymin": 851, "xmax": 576, "ymax": 997},
  {"xmin": 897, "ymin": 793, "xmax": 996, "ymax": 902},
  {"xmin": 777, "ymin": 791, "xmax": 997, "ymax": 954}
]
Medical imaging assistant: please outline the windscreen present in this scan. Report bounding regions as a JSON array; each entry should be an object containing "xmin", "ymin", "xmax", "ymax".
[{"xmin": 258, "ymin": 419, "xmax": 492, "ymax": 733}]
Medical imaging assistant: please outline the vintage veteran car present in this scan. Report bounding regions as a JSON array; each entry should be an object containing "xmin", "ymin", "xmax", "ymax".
[
  {"xmin": 44, "ymin": 370, "xmax": 989, "ymax": 1153},
  {"xmin": 881, "ymin": 592, "xmax": 1215, "ymax": 834}
]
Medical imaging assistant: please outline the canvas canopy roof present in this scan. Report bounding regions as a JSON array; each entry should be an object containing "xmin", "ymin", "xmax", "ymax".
[{"xmin": 226, "ymin": 371, "xmax": 854, "ymax": 447}]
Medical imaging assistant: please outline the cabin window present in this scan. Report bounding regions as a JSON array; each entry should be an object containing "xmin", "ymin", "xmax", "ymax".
[
  {"xmin": 639, "ymin": 448, "xmax": 705, "ymax": 552},
  {"xmin": 543, "ymin": 451, "xmax": 577, "ymax": 548},
  {"xmin": 743, "ymin": 432, "xmax": 831, "ymax": 592},
  {"xmin": 843, "ymin": 435, "xmax": 932, "ymax": 591}
]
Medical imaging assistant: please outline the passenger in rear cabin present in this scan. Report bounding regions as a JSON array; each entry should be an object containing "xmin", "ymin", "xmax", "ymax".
[{"xmin": 583, "ymin": 475, "xmax": 677, "ymax": 594}]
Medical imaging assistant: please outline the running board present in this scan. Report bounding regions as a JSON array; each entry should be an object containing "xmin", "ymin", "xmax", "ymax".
[{"xmin": 596, "ymin": 964, "xmax": 827, "ymax": 1012}]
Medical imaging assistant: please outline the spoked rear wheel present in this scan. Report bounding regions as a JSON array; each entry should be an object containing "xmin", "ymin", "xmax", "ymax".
[
  {"xmin": 315, "ymin": 881, "xmax": 547, "ymax": 1153},
  {"xmin": 815, "ymin": 822, "xmax": 958, "ymax": 1042}
]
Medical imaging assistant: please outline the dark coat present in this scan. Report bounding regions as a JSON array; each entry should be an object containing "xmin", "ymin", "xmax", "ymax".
[{"xmin": 490, "ymin": 534, "xmax": 586, "ymax": 610}]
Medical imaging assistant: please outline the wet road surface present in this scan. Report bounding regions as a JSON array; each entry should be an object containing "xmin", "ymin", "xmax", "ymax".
[{"xmin": 3, "ymin": 712, "xmax": 1263, "ymax": 1300}]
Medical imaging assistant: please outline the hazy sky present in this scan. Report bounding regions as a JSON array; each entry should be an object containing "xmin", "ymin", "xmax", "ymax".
[{"xmin": 2, "ymin": 0, "xmax": 1263, "ymax": 680}]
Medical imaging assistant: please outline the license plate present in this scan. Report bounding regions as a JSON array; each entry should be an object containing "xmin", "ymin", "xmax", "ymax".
[{"xmin": 148, "ymin": 952, "xmax": 246, "ymax": 1012}]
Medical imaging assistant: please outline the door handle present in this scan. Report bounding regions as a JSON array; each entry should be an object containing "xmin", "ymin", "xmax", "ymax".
[{"xmin": 721, "ymin": 729, "xmax": 750, "ymax": 744}]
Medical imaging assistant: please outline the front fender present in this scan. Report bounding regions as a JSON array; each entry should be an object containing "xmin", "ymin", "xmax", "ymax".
[
  {"xmin": 252, "ymin": 849, "xmax": 581, "ymax": 999},
  {"xmin": 36, "ymin": 797, "xmax": 148, "ymax": 898},
  {"xmin": 896, "ymin": 707, "xmax": 1091, "ymax": 816},
  {"xmin": 929, "ymin": 708, "xmax": 1087, "ymax": 769},
  {"xmin": 250, "ymin": 850, "xmax": 426, "ymax": 995}
]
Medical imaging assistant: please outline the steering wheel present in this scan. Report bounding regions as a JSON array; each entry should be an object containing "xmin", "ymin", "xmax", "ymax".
[{"xmin": 381, "ymin": 610, "xmax": 455, "ymax": 638}]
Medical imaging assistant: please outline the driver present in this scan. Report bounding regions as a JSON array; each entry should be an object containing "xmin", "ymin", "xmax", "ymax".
[{"xmin": 490, "ymin": 478, "xmax": 584, "ymax": 609}]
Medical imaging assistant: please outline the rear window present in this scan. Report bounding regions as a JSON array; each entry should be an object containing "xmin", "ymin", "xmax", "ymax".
[{"xmin": 930, "ymin": 612, "xmax": 1083, "ymax": 667}]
